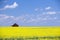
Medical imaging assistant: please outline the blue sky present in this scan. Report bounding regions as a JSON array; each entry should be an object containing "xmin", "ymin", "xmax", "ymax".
[{"xmin": 0, "ymin": 0, "xmax": 60, "ymax": 26}]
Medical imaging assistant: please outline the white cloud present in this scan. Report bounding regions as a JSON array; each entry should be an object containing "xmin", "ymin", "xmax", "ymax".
[
  {"xmin": 0, "ymin": 2, "xmax": 18, "ymax": 10},
  {"xmin": 5, "ymin": 2, "xmax": 18, "ymax": 8},
  {"xmin": 45, "ymin": 7, "xmax": 51, "ymax": 10}
]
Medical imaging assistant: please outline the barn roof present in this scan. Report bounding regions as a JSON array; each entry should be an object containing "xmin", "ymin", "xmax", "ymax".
[{"xmin": 12, "ymin": 23, "xmax": 19, "ymax": 27}]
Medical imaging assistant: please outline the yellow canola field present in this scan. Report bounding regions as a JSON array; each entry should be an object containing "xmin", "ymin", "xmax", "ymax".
[{"xmin": 0, "ymin": 26, "xmax": 60, "ymax": 38}]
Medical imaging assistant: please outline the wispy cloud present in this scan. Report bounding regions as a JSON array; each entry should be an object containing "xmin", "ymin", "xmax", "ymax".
[
  {"xmin": 34, "ymin": 6, "xmax": 51, "ymax": 12},
  {"xmin": 0, "ymin": 2, "xmax": 18, "ymax": 10},
  {"xmin": 35, "ymin": 8, "xmax": 39, "ymax": 11},
  {"xmin": 34, "ymin": 8, "xmax": 43, "ymax": 11},
  {"xmin": 3, "ymin": 0, "xmax": 8, "ymax": 2},
  {"xmin": 0, "ymin": 0, "xmax": 8, "ymax": 3},
  {"xmin": 47, "ymin": 11, "xmax": 56, "ymax": 15},
  {"xmin": 0, "ymin": 14, "xmax": 14, "ymax": 20},
  {"xmin": 45, "ymin": 6, "xmax": 51, "ymax": 10}
]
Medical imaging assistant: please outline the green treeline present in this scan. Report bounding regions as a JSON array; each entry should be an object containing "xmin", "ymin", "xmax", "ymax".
[{"xmin": 0, "ymin": 36, "xmax": 60, "ymax": 40}]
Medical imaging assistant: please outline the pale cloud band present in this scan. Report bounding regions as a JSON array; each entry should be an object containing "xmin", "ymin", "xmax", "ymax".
[{"xmin": 0, "ymin": 13, "xmax": 58, "ymax": 25}]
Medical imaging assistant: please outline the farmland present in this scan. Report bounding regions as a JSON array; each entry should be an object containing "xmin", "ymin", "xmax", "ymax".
[{"xmin": 0, "ymin": 26, "xmax": 60, "ymax": 40}]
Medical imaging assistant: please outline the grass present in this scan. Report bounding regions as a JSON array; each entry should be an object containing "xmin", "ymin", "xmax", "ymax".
[{"xmin": 0, "ymin": 26, "xmax": 60, "ymax": 38}]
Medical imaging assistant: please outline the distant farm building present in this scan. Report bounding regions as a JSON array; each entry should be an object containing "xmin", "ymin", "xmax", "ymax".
[{"xmin": 12, "ymin": 23, "xmax": 19, "ymax": 27}]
